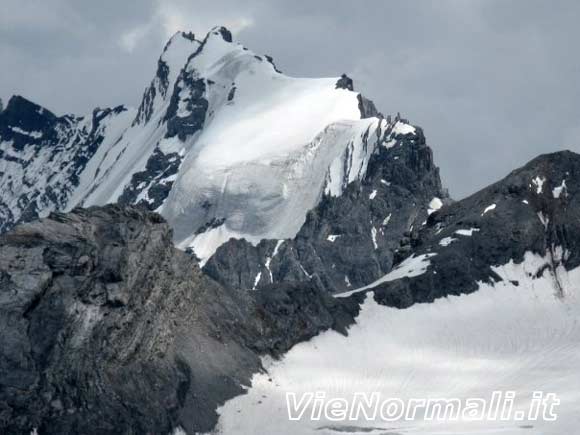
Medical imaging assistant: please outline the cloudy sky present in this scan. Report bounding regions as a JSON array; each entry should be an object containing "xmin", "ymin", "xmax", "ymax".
[{"xmin": 1, "ymin": 0, "xmax": 578, "ymax": 197}]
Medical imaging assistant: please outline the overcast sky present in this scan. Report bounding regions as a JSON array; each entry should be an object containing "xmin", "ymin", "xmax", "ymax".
[{"xmin": 1, "ymin": 0, "xmax": 578, "ymax": 198}]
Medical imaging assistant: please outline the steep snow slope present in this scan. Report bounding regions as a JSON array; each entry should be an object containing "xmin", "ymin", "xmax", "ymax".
[
  {"xmin": 214, "ymin": 253, "xmax": 580, "ymax": 434},
  {"xmin": 153, "ymin": 28, "xmax": 399, "ymax": 262},
  {"xmin": 170, "ymin": 116, "xmax": 398, "ymax": 263},
  {"xmin": 81, "ymin": 25, "xmax": 375, "ymax": 246}
]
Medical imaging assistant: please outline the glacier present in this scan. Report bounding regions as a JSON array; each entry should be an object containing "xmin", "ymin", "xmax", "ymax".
[{"xmin": 213, "ymin": 251, "xmax": 580, "ymax": 434}]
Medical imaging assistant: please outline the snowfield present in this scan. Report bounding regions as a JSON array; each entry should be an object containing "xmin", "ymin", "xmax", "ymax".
[{"xmin": 212, "ymin": 253, "xmax": 580, "ymax": 434}]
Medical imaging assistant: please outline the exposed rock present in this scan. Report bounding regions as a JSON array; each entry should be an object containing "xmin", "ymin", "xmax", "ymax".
[
  {"xmin": 163, "ymin": 75, "xmax": 207, "ymax": 141},
  {"xmin": 211, "ymin": 26, "xmax": 233, "ymax": 43},
  {"xmin": 0, "ymin": 205, "xmax": 359, "ymax": 434},
  {"xmin": 357, "ymin": 94, "xmax": 382, "ymax": 118},
  {"xmin": 118, "ymin": 148, "xmax": 182, "ymax": 210}
]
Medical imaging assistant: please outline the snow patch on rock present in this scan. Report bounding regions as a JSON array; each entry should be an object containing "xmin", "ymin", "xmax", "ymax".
[
  {"xmin": 553, "ymin": 180, "xmax": 567, "ymax": 198},
  {"xmin": 336, "ymin": 253, "xmax": 436, "ymax": 298},
  {"xmin": 532, "ymin": 175, "xmax": 546, "ymax": 194},
  {"xmin": 481, "ymin": 203, "xmax": 496, "ymax": 215},
  {"xmin": 427, "ymin": 197, "xmax": 443, "ymax": 215},
  {"xmin": 455, "ymin": 227, "xmax": 480, "ymax": 236},
  {"xmin": 439, "ymin": 236, "xmax": 457, "ymax": 247}
]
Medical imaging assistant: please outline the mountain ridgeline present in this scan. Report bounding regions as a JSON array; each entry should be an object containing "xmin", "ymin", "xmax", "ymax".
[
  {"xmin": 345, "ymin": 150, "xmax": 580, "ymax": 307},
  {"xmin": 0, "ymin": 26, "xmax": 447, "ymax": 292}
]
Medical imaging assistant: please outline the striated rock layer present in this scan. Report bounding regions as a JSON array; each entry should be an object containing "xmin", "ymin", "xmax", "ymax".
[{"xmin": 0, "ymin": 205, "xmax": 360, "ymax": 434}]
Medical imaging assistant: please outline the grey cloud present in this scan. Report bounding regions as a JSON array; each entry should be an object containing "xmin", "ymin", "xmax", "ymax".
[{"xmin": 0, "ymin": 0, "xmax": 578, "ymax": 197}]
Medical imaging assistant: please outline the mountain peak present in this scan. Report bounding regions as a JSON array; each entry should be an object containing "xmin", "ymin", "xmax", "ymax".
[
  {"xmin": 0, "ymin": 23, "xmax": 439, "ymax": 273},
  {"xmin": 163, "ymin": 31, "xmax": 198, "ymax": 52}
]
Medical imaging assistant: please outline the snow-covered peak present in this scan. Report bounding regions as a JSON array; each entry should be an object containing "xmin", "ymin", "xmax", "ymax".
[
  {"xmin": 1, "ymin": 26, "xmax": 428, "ymax": 266},
  {"xmin": 155, "ymin": 29, "xmax": 376, "ymax": 259},
  {"xmin": 160, "ymin": 31, "xmax": 200, "ymax": 88},
  {"xmin": 133, "ymin": 31, "xmax": 200, "ymax": 126},
  {"xmin": 182, "ymin": 26, "xmax": 278, "ymax": 80}
]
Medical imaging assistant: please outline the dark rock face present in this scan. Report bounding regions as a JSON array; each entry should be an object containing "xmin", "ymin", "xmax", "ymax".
[
  {"xmin": 161, "ymin": 30, "xmax": 234, "ymax": 142},
  {"xmin": 118, "ymin": 148, "xmax": 182, "ymax": 210},
  {"xmin": 205, "ymin": 125, "xmax": 447, "ymax": 293},
  {"xmin": 164, "ymin": 76, "xmax": 208, "ymax": 141},
  {"xmin": 0, "ymin": 96, "xmax": 59, "ymax": 151},
  {"xmin": 367, "ymin": 150, "xmax": 580, "ymax": 307},
  {"xmin": 133, "ymin": 59, "xmax": 169, "ymax": 125},
  {"xmin": 264, "ymin": 55, "xmax": 282, "ymax": 73},
  {"xmin": 251, "ymin": 281, "xmax": 363, "ymax": 355},
  {"xmin": 0, "ymin": 205, "xmax": 359, "ymax": 434},
  {"xmin": 357, "ymin": 94, "xmax": 382, "ymax": 118},
  {"xmin": 212, "ymin": 26, "xmax": 233, "ymax": 43}
]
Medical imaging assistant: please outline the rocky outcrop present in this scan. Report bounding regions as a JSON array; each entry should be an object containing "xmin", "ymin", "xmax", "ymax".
[
  {"xmin": 335, "ymin": 74, "xmax": 354, "ymax": 91},
  {"xmin": 363, "ymin": 150, "xmax": 580, "ymax": 307},
  {"xmin": 0, "ymin": 205, "xmax": 360, "ymax": 435},
  {"xmin": 205, "ymin": 124, "xmax": 447, "ymax": 293}
]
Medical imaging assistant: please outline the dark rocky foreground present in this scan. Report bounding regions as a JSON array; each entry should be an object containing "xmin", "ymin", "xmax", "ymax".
[
  {"xmin": 364, "ymin": 150, "xmax": 580, "ymax": 307},
  {"xmin": 0, "ymin": 205, "xmax": 361, "ymax": 435}
]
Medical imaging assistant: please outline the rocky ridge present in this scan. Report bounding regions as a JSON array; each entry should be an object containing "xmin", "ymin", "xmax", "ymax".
[{"xmin": 349, "ymin": 150, "xmax": 580, "ymax": 307}]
